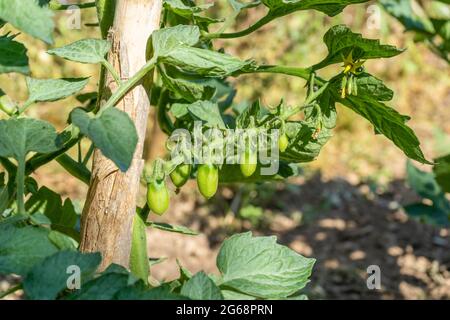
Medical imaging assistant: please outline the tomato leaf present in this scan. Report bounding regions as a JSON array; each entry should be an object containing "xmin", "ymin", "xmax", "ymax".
[
  {"xmin": 0, "ymin": 118, "xmax": 60, "ymax": 161},
  {"xmin": 0, "ymin": 221, "xmax": 59, "ymax": 276},
  {"xmin": 339, "ymin": 95, "xmax": 431, "ymax": 164},
  {"xmin": 70, "ymin": 107, "xmax": 138, "ymax": 172},
  {"xmin": 0, "ymin": 0, "xmax": 54, "ymax": 44},
  {"xmin": 217, "ymin": 232, "xmax": 315, "ymax": 299},
  {"xmin": 164, "ymin": 0, "xmax": 221, "ymax": 24},
  {"xmin": 152, "ymin": 25, "xmax": 254, "ymax": 77},
  {"xmin": 23, "ymin": 251, "xmax": 101, "ymax": 300},
  {"xmin": 187, "ymin": 100, "xmax": 226, "ymax": 128},
  {"xmin": 313, "ymin": 24, "xmax": 403, "ymax": 70},
  {"xmin": 160, "ymin": 70, "xmax": 216, "ymax": 102},
  {"xmin": 180, "ymin": 271, "xmax": 224, "ymax": 300},
  {"xmin": 262, "ymin": 0, "xmax": 371, "ymax": 18},
  {"xmin": 47, "ymin": 39, "xmax": 111, "ymax": 64},
  {"xmin": 114, "ymin": 282, "xmax": 186, "ymax": 300},
  {"xmin": 353, "ymin": 73, "xmax": 394, "ymax": 101},
  {"xmin": 0, "ymin": 33, "xmax": 29, "ymax": 74},
  {"xmin": 434, "ymin": 154, "xmax": 450, "ymax": 193},
  {"xmin": 26, "ymin": 77, "xmax": 89, "ymax": 103},
  {"xmin": 25, "ymin": 186, "xmax": 78, "ymax": 239}
]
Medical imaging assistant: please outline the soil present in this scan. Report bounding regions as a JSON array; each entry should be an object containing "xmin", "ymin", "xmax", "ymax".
[{"xmin": 148, "ymin": 174, "xmax": 450, "ymax": 300}]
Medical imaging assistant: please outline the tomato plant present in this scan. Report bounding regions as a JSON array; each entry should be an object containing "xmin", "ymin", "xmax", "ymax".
[{"xmin": 0, "ymin": 0, "xmax": 435, "ymax": 300}]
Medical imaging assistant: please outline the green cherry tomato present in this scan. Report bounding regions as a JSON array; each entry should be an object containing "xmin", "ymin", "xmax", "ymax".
[
  {"xmin": 147, "ymin": 180, "xmax": 170, "ymax": 216},
  {"xmin": 0, "ymin": 95, "xmax": 16, "ymax": 115},
  {"xmin": 197, "ymin": 164, "xmax": 219, "ymax": 199},
  {"xmin": 279, "ymin": 133, "xmax": 289, "ymax": 153},
  {"xmin": 240, "ymin": 149, "xmax": 257, "ymax": 177},
  {"xmin": 170, "ymin": 164, "xmax": 192, "ymax": 188}
]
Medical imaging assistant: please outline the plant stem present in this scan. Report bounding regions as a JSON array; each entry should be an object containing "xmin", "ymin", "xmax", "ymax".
[
  {"xmin": 26, "ymin": 125, "xmax": 81, "ymax": 175},
  {"xmin": 99, "ymin": 58, "xmax": 157, "ymax": 114},
  {"xmin": 56, "ymin": 154, "xmax": 91, "ymax": 185},
  {"xmin": 205, "ymin": 14, "xmax": 274, "ymax": 39},
  {"xmin": 102, "ymin": 59, "xmax": 122, "ymax": 85},
  {"xmin": 49, "ymin": 1, "xmax": 96, "ymax": 10},
  {"xmin": 16, "ymin": 159, "xmax": 25, "ymax": 215},
  {"xmin": 0, "ymin": 283, "xmax": 22, "ymax": 299},
  {"xmin": 0, "ymin": 157, "xmax": 16, "ymax": 175},
  {"xmin": 253, "ymin": 65, "xmax": 319, "ymax": 83},
  {"xmin": 82, "ymin": 143, "xmax": 95, "ymax": 166},
  {"xmin": 18, "ymin": 100, "xmax": 34, "ymax": 115}
]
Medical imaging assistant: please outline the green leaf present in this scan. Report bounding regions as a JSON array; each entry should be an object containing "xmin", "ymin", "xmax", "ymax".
[
  {"xmin": 26, "ymin": 186, "xmax": 78, "ymax": 233},
  {"xmin": 0, "ymin": 118, "xmax": 59, "ymax": 161},
  {"xmin": 115, "ymin": 282, "xmax": 186, "ymax": 300},
  {"xmin": 146, "ymin": 221, "xmax": 199, "ymax": 235},
  {"xmin": 313, "ymin": 24, "xmax": 403, "ymax": 70},
  {"xmin": 164, "ymin": 0, "xmax": 220, "ymax": 24},
  {"xmin": 29, "ymin": 212, "xmax": 52, "ymax": 225},
  {"xmin": 0, "ymin": 0, "xmax": 54, "ymax": 44},
  {"xmin": 353, "ymin": 73, "xmax": 394, "ymax": 101},
  {"xmin": 152, "ymin": 25, "xmax": 254, "ymax": 77},
  {"xmin": 23, "ymin": 251, "xmax": 101, "ymax": 300},
  {"xmin": 217, "ymin": 232, "xmax": 315, "ymax": 299},
  {"xmin": 188, "ymin": 100, "xmax": 226, "ymax": 128},
  {"xmin": 161, "ymin": 46, "xmax": 254, "ymax": 77},
  {"xmin": 70, "ymin": 107, "xmax": 138, "ymax": 172},
  {"xmin": 282, "ymin": 121, "xmax": 334, "ymax": 163},
  {"xmin": 26, "ymin": 77, "xmax": 89, "ymax": 104},
  {"xmin": 340, "ymin": 95, "xmax": 430, "ymax": 164},
  {"xmin": 0, "ymin": 172, "xmax": 10, "ymax": 214},
  {"xmin": 0, "ymin": 33, "xmax": 29, "ymax": 74},
  {"xmin": 403, "ymin": 203, "xmax": 449, "ymax": 227},
  {"xmin": 67, "ymin": 273, "xmax": 131, "ymax": 300},
  {"xmin": 405, "ymin": 161, "xmax": 450, "ymax": 217},
  {"xmin": 221, "ymin": 289, "xmax": 256, "ymax": 300},
  {"xmin": 0, "ymin": 222, "xmax": 58, "ymax": 275},
  {"xmin": 47, "ymin": 39, "xmax": 111, "ymax": 64},
  {"xmin": 180, "ymin": 271, "xmax": 224, "ymax": 300},
  {"xmin": 48, "ymin": 230, "xmax": 78, "ymax": 250},
  {"xmin": 160, "ymin": 70, "xmax": 216, "ymax": 103},
  {"xmin": 434, "ymin": 154, "xmax": 450, "ymax": 193},
  {"xmin": 218, "ymin": 162, "xmax": 299, "ymax": 183},
  {"xmin": 262, "ymin": 0, "xmax": 370, "ymax": 18},
  {"xmin": 380, "ymin": 0, "xmax": 432, "ymax": 34},
  {"xmin": 152, "ymin": 24, "xmax": 201, "ymax": 57}
]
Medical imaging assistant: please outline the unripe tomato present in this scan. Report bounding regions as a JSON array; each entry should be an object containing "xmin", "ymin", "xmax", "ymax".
[
  {"xmin": 0, "ymin": 95, "xmax": 16, "ymax": 115},
  {"xmin": 170, "ymin": 164, "xmax": 192, "ymax": 188},
  {"xmin": 240, "ymin": 148, "xmax": 257, "ymax": 177},
  {"xmin": 279, "ymin": 133, "xmax": 289, "ymax": 153},
  {"xmin": 147, "ymin": 180, "xmax": 170, "ymax": 215},
  {"xmin": 197, "ymin": 164, "xmax": 218, "ymax": 199}
]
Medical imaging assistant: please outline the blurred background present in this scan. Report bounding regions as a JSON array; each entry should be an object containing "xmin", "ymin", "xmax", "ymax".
[{"xmin": 0, "ymin": 0, "xmax": 449, "ymax": 299}]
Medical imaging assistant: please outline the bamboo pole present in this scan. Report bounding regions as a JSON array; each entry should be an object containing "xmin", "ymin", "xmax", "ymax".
[{"xmin": 80, "ymin": 0, "xmax": 162, "ymax": 270}]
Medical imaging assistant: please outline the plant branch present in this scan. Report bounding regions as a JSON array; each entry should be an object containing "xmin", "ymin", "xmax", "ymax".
[
  {"xmin": 0, "ymin": 283, "xmax": 22, "ymax": 299},
  {"xmin": 56, "ymin": 154, "xmax": 91, "ymax": 185},
  {"xmin": 16, "ymin": 159, "xmax": 25, "ymax": 214},
  {"xmin": 205, "ymin": 14, "xmax": 273, "ymax": 39},
  {"xmin": 0, "ymin": 157, "xmax": 16, "ymax": 175},
  {"xmin": 18, "ymin": 100, "xmax": 34, "ymax": 115},
  {"xmin": 102, "ymin": 59, "xmax": 122, "ymax": 85},
  {"xmin": 99, "ymin": 58, "xmax": 157, "ymax": 114}
]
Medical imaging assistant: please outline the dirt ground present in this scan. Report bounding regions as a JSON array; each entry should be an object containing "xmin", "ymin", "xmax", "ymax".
[{"xmin": 147, "ymin": 174, "xmax": 450, "ymax": 300}]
